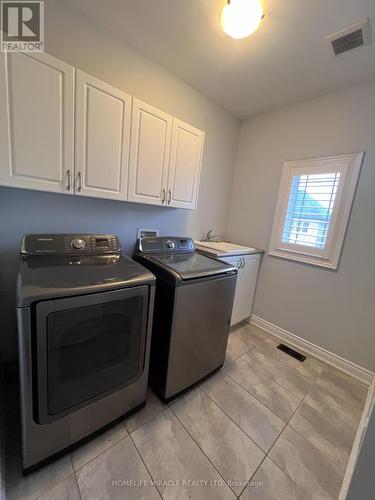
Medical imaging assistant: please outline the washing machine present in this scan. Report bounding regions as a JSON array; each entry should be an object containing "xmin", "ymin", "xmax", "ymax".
[{"xmin": 133, "ymin": 236, "xmax": 237, "ymax": 402}]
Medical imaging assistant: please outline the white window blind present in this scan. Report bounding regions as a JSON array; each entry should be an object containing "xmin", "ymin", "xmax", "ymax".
[
  {"xmin": 281, "ymin": 172, "xmax": 340, "ymax": 250},
  {"xmin": 269, "ymin": 153, "xmax": 364, "ymax": 269}
]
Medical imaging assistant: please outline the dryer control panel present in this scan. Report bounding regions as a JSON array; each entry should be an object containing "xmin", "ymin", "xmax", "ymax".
[
  {"xmin": 135, "ymin": 236, "xmax": 195, "ymax": 254},
  {"xmin": 21, "ymin": 234, "xmax": 121, "ymax": 256}
]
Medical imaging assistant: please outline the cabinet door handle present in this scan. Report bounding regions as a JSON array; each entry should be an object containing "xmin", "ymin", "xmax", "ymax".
[
  {"xmin": 77, "ymin": 171, "xmax": 82, "ymax": 192},
  {"xmin": 168, "ymin": 189, "xmax": 172, "ymax": 205},
  {"xmin": 161, "ymin": 188, "xmax": 166, "ymax": 204},
  {"xmin": 66, "ymin": 169, "xmax": 71, "ymax": 191}
]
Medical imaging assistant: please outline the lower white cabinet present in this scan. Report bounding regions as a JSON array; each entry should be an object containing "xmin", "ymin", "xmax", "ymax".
[
  {"xmin": 75, "ymin": 70, "xmax": 132, "ymax": 200},
  {"xmin": 0, "ymin": 52, "xmax": 74, "ymax": 194},
  {"xmin": 221, "ymin": 253, "xmax": 261, "ymax": 326}
]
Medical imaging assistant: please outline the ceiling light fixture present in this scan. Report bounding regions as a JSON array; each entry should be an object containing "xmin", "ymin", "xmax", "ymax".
[{"xmin": 220, "ymin": 0, "xmax": 264, "ymax": 39}]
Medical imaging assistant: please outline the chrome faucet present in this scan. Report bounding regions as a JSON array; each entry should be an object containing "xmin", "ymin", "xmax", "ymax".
[{"xmin": 203, "ymin": 229, "xmax": 222, "ymax": 242}]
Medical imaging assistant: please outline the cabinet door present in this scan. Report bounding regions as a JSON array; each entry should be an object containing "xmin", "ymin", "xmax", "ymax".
[
  {"xmin": 128, "ymin": 99, "xmax": 172, "ymax": 206},
  {"xmin": 167, "ymin": 119, "xmax": 204, "ymax": 210},
  {"xmin": 0, "ymin": 52, "xmax": 74, "ymax": 194},
  {"xmin": 233, "ymin": 254, "xmax": 261, "ymax": 325},
  {"xmin": 75, "ymin": 71, "xmax": 131, "ymax": 200},
  {"xmin": 219, "ymin": 255, "xmax": 242, "ymax": 325},
  {"xmin": 221, "ymin": 254, "xmax": 261, "ymax": 326}
]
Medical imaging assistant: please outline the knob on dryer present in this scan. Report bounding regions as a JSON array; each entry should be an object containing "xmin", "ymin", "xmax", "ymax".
[
  {"xmin": 71, "ymin": 238, "xmax": 86, "ymax": 250},
  {"xmin": 165, "ymin": 240, "xmax": 175, "ymax": 249}
]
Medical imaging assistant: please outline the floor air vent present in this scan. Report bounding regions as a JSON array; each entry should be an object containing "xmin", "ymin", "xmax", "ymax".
[
  {"xmin": 277, "ymin": 344, "xmax": 306, "ymax": 362},
  {"xmin": 326, "ymin": 18, "xmax": 371, "ymax": 56}
]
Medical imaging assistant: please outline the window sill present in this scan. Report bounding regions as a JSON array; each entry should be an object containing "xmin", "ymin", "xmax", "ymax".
[{"xmin": 269, "ymin": 249, "xmax": 338, "ymax": 270}]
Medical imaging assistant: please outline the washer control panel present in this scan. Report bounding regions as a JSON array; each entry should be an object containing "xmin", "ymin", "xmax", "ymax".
[
  {"xmin": 136, "ymin": 236, "xmax": 195, "ymax": 254},
  {"xmin": 21, "ymin": 234, "xmax": 121, "ymax": 256}
]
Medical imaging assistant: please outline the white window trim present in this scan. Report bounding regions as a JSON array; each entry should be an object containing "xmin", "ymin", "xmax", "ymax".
[{"xmin": 268, "ymin": 152, "xmax": 365, "ymax": 269}]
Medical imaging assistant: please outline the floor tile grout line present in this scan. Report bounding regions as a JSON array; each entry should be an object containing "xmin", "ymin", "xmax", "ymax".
[
  {"xmin": 238, "ymin": 452, "xmax": 269, "ymax": 499},
  {"xmin": 237, "ymin": 325, "xmax": 324, "ymax": 381},
  {"xmin": 230, "ymin": 330, "xmax": 259, "ymax": 346},
  {"xmin": 259, "ymin": 455, "xmax": 306, "ymax": 497},
  {"xmin": 125, "ymin": 402, "xmax": 167, "ymax": 435},
  {"xmin": 169, "ymin": 403, "xmax": 242, "ymax": 497},
  {"xmin": 266, "ymin": 380, "xmax": 350, "ymax": 487},
  {"xmin": 222, "ymin": 363, "xmax": 303, "ymax": 421},
  {"xmin": 284, "ymin": 377, "xmax": 353, "ymax": 473},
  {"xmin": 283, "ymin": 376, "xmax": 359, "ymax": 473},
  {"xmin": 128, "ymin": 406, "xmax": 170, "ymax": 435},
  {"xmin": 71, "ymin": 430, "xmax": 130, "ymax": 474},
  {"xmin": 225, "ymin": 338, "xmax": 313, "ymax": 402},
  {"xmin": 249, "ymin": 342, "xmax": 315, "ymax": 384},
  {"xmin": 239, "ymin": 348, "xmax": 313, "ymax": 400},
  {"xmin": 31, "ymin": 470, "xmax": 77, "ymax": 500},
  {"xmin": 73, "ymin": 469, "xmax": 83, "ymax": 500},
  {"xmin": 235, "ymin": 327, "xmax": 320, "ymax": 383},
  {"xmin": 69, "ymin": 454, "xmax": 84, "ymax": 500},
  {"xmin": 185, "ymin": 386, "xmax": 266, "ymax": 457},
  {"xmin": 286, "ymin": 422, "xmax": 347, "ymax": 473},
  {"xmin": 232, "ymin": 339, "xmax": 305, "ymax": 500},
  {"xmin": 128, "ymin": 429, "xmax": 164, "ymax": 499},
  {"xmin": 250, "ymin": 325, "xmax": 372, "ymax": 390},
  {"xmin": 298, "ymin": 386, "xmax": 362, "ymax": 434},
  {"xmin": 71, "ymin": 405, "xmax": 170, "ymax": 475},
  {"xmin": 255, "ymin": 392, "xmax": 310, "ymax": 495},
  {"xmin": 263, "ymin": 389, "xmax": 308, "ymax": 462},
  {"xmin": 314, "ymin": 378, "xmax": 368, "ymax": 414},
  {"xmin": 198, "ymin": 384, "xmax": 276, "ymax": 455}
]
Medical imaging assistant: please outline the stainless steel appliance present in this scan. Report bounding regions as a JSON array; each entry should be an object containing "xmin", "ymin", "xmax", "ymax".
[
  {"xmin": 133, "ymin": 237, "xmax": 237, "ymax": 402},
  {"xmin": 16, "ymin": 234, "xmax": 155, "ymax": 471}
]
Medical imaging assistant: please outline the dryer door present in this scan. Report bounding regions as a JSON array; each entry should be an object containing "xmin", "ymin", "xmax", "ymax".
[{"xmin": 34, "ymin": 286, "xmax": 149, "ymax": 423}]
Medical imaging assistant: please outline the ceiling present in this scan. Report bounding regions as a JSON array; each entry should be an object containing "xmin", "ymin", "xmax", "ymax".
[{"xmin": 64, "ymin": 0, "xmax": 375, "ymax": 119}]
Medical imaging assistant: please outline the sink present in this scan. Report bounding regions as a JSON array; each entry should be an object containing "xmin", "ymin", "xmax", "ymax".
[{"xmin": 195, "ymin": 240, "xmax": 257, "ymax": 255}]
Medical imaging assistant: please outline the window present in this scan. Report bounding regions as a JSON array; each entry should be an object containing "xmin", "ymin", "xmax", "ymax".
[{"xmin": 269, "ymin": 152, "xmax": 364, "ymax": 269}]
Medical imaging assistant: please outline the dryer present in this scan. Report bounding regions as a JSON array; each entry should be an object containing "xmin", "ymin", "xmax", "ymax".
[{"xmin": 16, "ymin": 234, "xmax": 155, "ymax": 471}]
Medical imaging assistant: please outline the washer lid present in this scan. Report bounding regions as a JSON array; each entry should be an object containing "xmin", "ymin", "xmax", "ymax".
[
  {"xmin": 16, "ymin": 254, "xmax": 155, "ymax": 307},
  {"xmin": 148, "ymin": 252, "xmax": 236, "ymax": 280}
]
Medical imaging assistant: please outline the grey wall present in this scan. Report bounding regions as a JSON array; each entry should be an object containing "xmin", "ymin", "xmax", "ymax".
[
  {"xmin": 347, "ymin": 399, "xmax": 375, "ymax": 500},
  {"xmin": 226, "ymin": 81, "xmax": 375, "ymax": 372},
  {"xmin": 0, "ymin": 0, "xmax": 240, "ymax": 362}
]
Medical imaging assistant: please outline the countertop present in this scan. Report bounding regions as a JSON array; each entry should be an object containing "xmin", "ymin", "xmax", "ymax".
[{"xmin": 194, "ymin": 241, "xmax": 264, "ymax": 258}]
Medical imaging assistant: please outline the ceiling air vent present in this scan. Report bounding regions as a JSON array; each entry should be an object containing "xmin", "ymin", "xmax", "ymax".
[{"xmin": 326, "ymin": 18, "xmax": 371, "ymax": 56}]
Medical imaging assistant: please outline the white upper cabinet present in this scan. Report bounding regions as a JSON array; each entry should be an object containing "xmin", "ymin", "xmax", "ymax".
[
  {"xmin": 167, "ymin": 119, "xmax": 204, "ymax": 210},
  {"xmin": 75, "ymin": 70, "xmax": 132, "ymax": 200},
  {"xmin": 128, "ymin": 99, "xmax": 172, "ymax": 206},
  {"xmin": 0, "ymin": 51, "xmax": 205, "ymax": 209},
  {"xmin": 0, "ymin": 52, "xmax": 74, "ymax": 194}
]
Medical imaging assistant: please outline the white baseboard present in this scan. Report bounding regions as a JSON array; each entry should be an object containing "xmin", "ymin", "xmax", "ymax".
[{"xmin": 250, "ymin": 315, "xmax": 374, "ymax": 386}]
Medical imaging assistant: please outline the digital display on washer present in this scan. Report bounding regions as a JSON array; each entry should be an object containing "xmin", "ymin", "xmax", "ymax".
[{"xmin": 95, "ymin": 238, "xmax": 110, "ymax": 247}]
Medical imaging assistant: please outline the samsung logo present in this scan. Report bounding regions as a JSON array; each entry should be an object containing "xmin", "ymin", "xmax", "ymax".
[{"xmin": 37, "ymin": 237, "xmax": 53, "ymax": 241}]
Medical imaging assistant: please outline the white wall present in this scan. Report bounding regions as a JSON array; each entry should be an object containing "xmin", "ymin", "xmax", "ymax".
[
  {"xmin": 0, "ymin": 0, "xmax": 239, "ymax": 362},
  {"xmin": 226, "ymin": 81, "xmax": 375, "ymax": 372}
]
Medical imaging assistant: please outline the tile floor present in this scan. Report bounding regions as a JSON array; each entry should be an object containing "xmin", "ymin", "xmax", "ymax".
[{"xmin": 3, "ymin": 323, "xmax": 368, "ymax": 500}]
